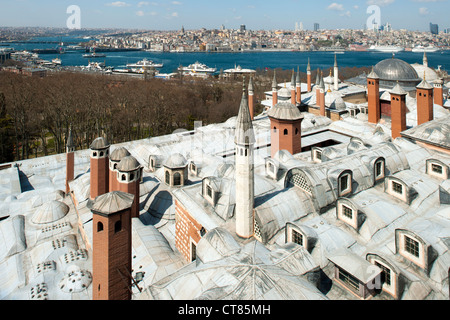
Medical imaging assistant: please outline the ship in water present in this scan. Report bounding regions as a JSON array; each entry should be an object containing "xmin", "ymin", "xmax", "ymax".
[
  {"xmin": 83, "ymin": 52, "xmax": 107, "ymax": 58},
  {"xmin": 411, "ymin": 45, "xmax": 440, "ymax": 53},
  {"xmin": 126, "ymin": 58, "xmax": 163, "ymax": 69},
  {"xmin": 52, "ymin": 58, "xmax": 62, "ymax": 65},
  {"xmin": 368, "ymin": 45, "xmax": 405, "ymax": 53},
  {"xmin": 178, "ymin": 61, "xmax": 217, "ymax": 77}
]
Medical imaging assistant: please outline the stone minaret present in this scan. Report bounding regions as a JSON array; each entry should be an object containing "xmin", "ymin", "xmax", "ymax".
[
  {"xmin": 423, "ymin": 51, "xmax": 428, "ymax": 68},
  {"xmin": 248, "ymin": 76, "xmax": 255, "ymax": 120},
  {"xmin": 290, "ymin": 69, "xmax": 296, "ymax": 105},
  {"xmin": 66, "ymin": 127, "xmax": 75, "ymax": 195},
  {"xmin": 334, "ymin": 54, "xmax": 339, "ymax": 92},
  {"xmin": 367, "ymin": 67, "xmax": 381, "ymax": 124},
  {"xmin": 272, "ymin": 70, "xmax": 278, "ymax": 107},
  {"xmin": 307, "ymin": 58, "xmax": 312, "ymax": 92},
  {"xmin": 91, "ymin": 191, "xmax": 134, "ymax": 300},
  {"xmin": 416, "ymin": 75, "xmax": 434, "ymax": 125},
  {"xmin": 90, "ymin": 137, "xmax": 110, "ymax": 200},
  {"xmin": 296, "ymin": 66, "xmax": 301, "ymax": 105},
  {"xmin": 234, "ymin": 80, "xmax": 255, "ymax": 239},
  {"xmin": 390, "ymin": 83, "xmax": 407, "ymax": 139}
]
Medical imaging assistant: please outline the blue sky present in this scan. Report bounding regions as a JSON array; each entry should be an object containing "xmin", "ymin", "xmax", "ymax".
[{"xmin": 1, "ymin": 0, "xmax": 449, "ymax": 31}]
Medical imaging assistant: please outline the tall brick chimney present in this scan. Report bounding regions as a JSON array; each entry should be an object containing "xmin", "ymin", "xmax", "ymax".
[
  {"xmin": 367, "ymin": 67, "xmax": 381, "ymax": 124},
  {"xmin": 272, "ymin": 71, "xmax": 278, "ymax": 107},
  {"xmin": 248, "ymin": 76, "xmax": 255, "ymax": 120},
  {"xmin": 434, "ymin": 78, "xmax": 444, "ymax": 107},
  {"xmin": 416, "ymin": 76, "xmax": 434, "ymax": 125},
  {"xmin": 66, "ymin": 127, "xmax": 75, "ymax": 195},
  {"xmin": 390, "ymin": 83, "xmax": 407, "ymax": 139},
  {"xmin": 91, "ymin": 191, "xmax": 134, "ymax": 300},
  {"xmin": 307, "ymin": 59, "xmax": 312, "ymax": 92},
  {"xmin": 90, "ymin": 137, "xmax": 110, "ymax": 200},
  {"xmin": 117, "ymin": 156, "xmax": 142, "ymax": 219}
]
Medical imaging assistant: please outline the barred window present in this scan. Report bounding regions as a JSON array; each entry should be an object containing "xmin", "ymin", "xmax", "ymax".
[
  {"xmin": 254, "ymin": 220, "xmax": 262, "ymax": 242},
  {"xmin": 431, "ymin": 164, "xmax": 443, "ymax": 174},
  {"xmin": 342, "ymin": 205, "xmax": 353, "ymax": 219},
  {"xmin": 392, "ymin": 181, "xmax": 403, "ymax": 195},
  {"xmin": 375, "ymin": 261, "xmax": 392, "ymax": 286},
  {"xmin": 375, "ymin": 161, "xmax": 384, "ymax": 178},
  {"xmin": 292, "ymin": 229, "xmax": 303, "ymax": 246},
  {"xmin": 338, "ymin": 268, "xmax": 360, "ymax": 293},
  {"xmin": 340, "ymin": 174, "xmax": 350, "ymax": 193},
  {"xmin": 405, "ymin": 236, "xmax": 420, "ymax": 258}
]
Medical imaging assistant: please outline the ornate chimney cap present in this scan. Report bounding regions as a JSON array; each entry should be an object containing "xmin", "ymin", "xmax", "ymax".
[
  {"xmin": 91, "ymin": 191, "xmax": 135, "ymax": 216},
  {"xmin": 90, "ymin": 137, "xmax": 110, "ymax": 150},
  {"xmin": 391, "ymin": 82, "xmax": 407, "ymax": 96}
]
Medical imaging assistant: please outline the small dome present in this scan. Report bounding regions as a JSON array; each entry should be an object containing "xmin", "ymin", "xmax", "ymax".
[
  {"xmin": 90, "ymin": 137, "xmax": 110, "ymax": 150},
  {"xmin": 59, "ymin": 267, "xmax": 92, "ymax": 293},
  {"xmin": 268, "ymin": 102, "xmax": 303, "ymax": 121},
  {"xmin": 278, "ymin": 87, "xmax": 291, "ymax": 98},
  {"xmin": 32, "ymin": 200, "xmax": 69, "ymax": 224},
  {"xmin": 110, "ymin": 147, "xmax": 130, "ymax": 162},
  {"xmin": 117, "ymin": 156, "xmax": 140, "ymax": 172},
  {"xmin": 164, "ymin": 153, "xmax": 188, "ymax": 169},
  {"xmin": 331, "ymin": 96, "xmax": 346, "ymax": 111}
]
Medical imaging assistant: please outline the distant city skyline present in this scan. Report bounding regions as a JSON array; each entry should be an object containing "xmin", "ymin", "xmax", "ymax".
[{"xmin": 0, "ymin": 0, "xmax": 449, "ymax": 31}]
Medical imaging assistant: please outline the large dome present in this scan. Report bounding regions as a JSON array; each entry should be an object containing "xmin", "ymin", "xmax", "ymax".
[{"xmin": 373, "ymin": 58, "xmax": 420, "ymax": 89}]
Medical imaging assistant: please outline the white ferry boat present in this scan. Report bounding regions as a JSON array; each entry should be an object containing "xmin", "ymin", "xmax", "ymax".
[
  {"xmin": 52, "ymin": 58, "xmax": 62, "ymax": 65},
  {"xmin": 368, "ymin": 45, "xmax": 405, "ymax": 53},
  {"xmin": 178, "ymin": 62, "xmax": 217, "ymax": 76},
  {"xmin": 83, "ymin": 52, "xmax": 107, "ymax": 58},
  {"xmin": 126, "ymin": 58, "xmax": 163, "ymax": 69},
  {"xmin": 412, "ymin": 45, "xmax": 440, "ymax": 53},
  {"xmin": 223, "ymin": 64, "xmax": 256, "ymax": 75}
]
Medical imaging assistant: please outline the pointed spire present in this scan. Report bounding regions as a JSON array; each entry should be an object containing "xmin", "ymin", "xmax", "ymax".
[
  {"xmin": 315, "ymin": 68, "xmax": 320, "ymax": 86},
  {"xmin": 319, "ymin": 70, "xmax": 325, "ymax": 89},
  {"xmin": 235, "ymin": 79, "xmax": 255, "ymax": 146},
  {"xmin": 417, "ymin": 71, "xmax": 433, "ymax": 90},
  {"xmin": 334, "ymin": 53, "xmax": 338, "ymax": 67},
  {"xmin": 391, "ymin": 81, "xmax": 407, "ymax": 96},
  {"xmin": 272, "ymin": 70, "xmax": 277, "ymax": 90},
  {"xmin": 367, "ymin": 66, "xmax": 379, "ymax": 79},
  {"xmin": 423, "ymin": 51, "xmax": 428, "ymax": 67},
  {"xmin": 307, "ymin": 58, "xmax": 311, "ymax": 72},
  {"xmin": 248, "ymin": 75, "xmax": 254, "ymax": 93},
  {"xmin": 291, "ymin": 69, "xmax": 296, "ymax": 88},
  {"xmin": 296, "ymin": 66, "xmax": 301, "ymax": 84},
  {"xmin": 66, "ymin": 126, "xmax": 75, "ymax": 152}
]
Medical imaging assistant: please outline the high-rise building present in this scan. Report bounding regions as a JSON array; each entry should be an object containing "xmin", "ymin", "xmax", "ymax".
[
  {"xmin": 240, "ymin": 24, "xmax": 246, "ymax": 33},
  {"xmin": 430, "ymin": 23, "xmax": 439, "ymax": 35},
  {"xmin": 314, "ymin": 23, "xmax": 320, "ymax": 32}
]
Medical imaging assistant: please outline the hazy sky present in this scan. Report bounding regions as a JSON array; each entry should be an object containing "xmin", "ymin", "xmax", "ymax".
[{"xmin": 1, "ymin": 0, "xmax": 449, "ymax": 31}]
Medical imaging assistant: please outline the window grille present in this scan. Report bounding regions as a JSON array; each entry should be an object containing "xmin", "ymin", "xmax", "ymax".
[
  {"xmin": 392, "ymin": 181, "xmax": 403, "ymax": 195},
  {"xmin": 338, "ymin": 268, "xmax": 360, "ymax": 293},
  {"xmin": 405, "ymin": 236, "xmax": 420, "ymax": 258},
  {"xmin": 342, "ymin": 205, "xmax": 353, "ymax": 219},
  {"xmin": 431, "ymin": 164, "xmax": 443, "ymax": 174},
  {"xmin": 290, "ymin": 173, "xmax": 312, "ymax": 195},
  {"xmin": 254, "ymin": 219, "xmax": 262, "ymax": 242},
  {"xmin": 375, "ymin": 261, "xmax": 392, "ymax": 286},
  {"xmin": 292, "ymin": 229, "xmax": 303, "ymax": 246}
]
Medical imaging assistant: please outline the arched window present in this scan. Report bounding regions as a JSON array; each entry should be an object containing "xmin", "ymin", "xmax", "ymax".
[
  {"xmin": 114, "ymin": 163, "xmax": 117, "ymax": 170},
  {"xmin": 114, "ymin": 220, "xmax": 122, "ymax": 233},
  {"xmin": 97, "ymin": 222, "xmax": 104, "ymax": 232},
  {"xmin": 130, "ymin": 173, "xmax": 135, "ymax": 181},
  {"xmin": 284, "ymin": 129, "xmax": 288, "ymax": 136},
  {"xmin": 273, "ymin": 126, "xmax": 277, "ymax": 132},
  {"xmin": 295, "ymin": 128, "xmax": 299, "ymax": 135},
  {"xmin": 93, "ymin": 152, "xmax": 97, "ymax": 157},
  {"xmin": 173, "ymin": 172, "xmax": 181, "ymax": 186},
  {"xmin": 100, "ymin": 151, "xmax": 104, "ymax": 157},
  {"xmin": 165, "ymin": 170, "xmax": 170, "ymax": 185},
  {"xmin": 121, "ymin": 174, "xmax": 126, "ymax": 181}
]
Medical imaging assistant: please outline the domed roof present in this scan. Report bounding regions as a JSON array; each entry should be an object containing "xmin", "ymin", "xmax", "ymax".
[
  {"xmin": 32, "ymin": 200, "xmax": 70, "ymax": 224},
  {"xmin": 411, "ymin": 64, "xmax": 439, "ymax": 83},
  {"xmin": 117, "ymin": 155, "xmax": 141, "ymax": 172},
  {"xmin": 163, "ymin": 153, "xmax": 188, "ymax": 169},
  {"xmin": 90, "ymin": 137, "xmax": 110, "ymax": 150},
  {"xmin": 268, "ymin": 102, "xmax": 303, "ymax": 121},
  {"xmin": 374, "ymin": 58, "xmax": 420, "ymax": 82},
  {"xmin": 278, "ymin": 87, "xmax": 291, "ymax": 98},
  {"xmin": 110, "ymin": 147, "xmax": 130, "ymax": 162}
]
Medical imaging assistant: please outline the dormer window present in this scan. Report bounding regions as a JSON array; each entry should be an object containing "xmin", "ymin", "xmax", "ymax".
[
  {"xmin": 404, "ymin": 235, "xmax": 420, "ymax": 258},
  {"xmin": 392, "ymin": 181, "xmax": 403, "ymax": 195},
  {"xmin": 374, "ymin": 158, "xmax": 386, "ymax": 182},
  {"xmin": 342, "ymin": 205, "xmax": 353, "ymax": 219},
  {"xmin": 339, "ymin": 172, "xmax": 352, "ymax": 196},
  {"xmin": 426, "ymin": 159, "xmax": 448, "ymax": 179},
  {"xmin": 206, "ymin": 185, "xmax": 212, "ymax": 198},
  {"xmin": 336, "ymin": 198, "xmax": 365, "ymax": 231},
  {"xmin": 292, "ymin": 229, "xmax": 304, "ymax": 246},
  {"xmin": 395, "ymin": 229, "xmax": 432, "ymax": 273}
]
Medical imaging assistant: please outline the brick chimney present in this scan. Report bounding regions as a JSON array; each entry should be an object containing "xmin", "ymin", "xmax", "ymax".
[
  {"xmin": 416, "ymin": 76, "xmax": 434, "ymax": 125},
  {"xmin": 272, "ymin": 71, "xmax": 278, "ymax": 107},
  {"xmin": 65, "ymin": 127, "xmax": 75, "ymax": 195},
  {"xmin": 367, "ymin": 67, "xmax": 381, "ymax": 124},
  {"xmin": 290, "ymin": 69, "xmax": 296, "ymax": 105},
  {"xmin": 307, "ymin": 58, "xmax": 312, "ymax": 92},
  {"xmin": 390, "ymin": 83, "xmax": 407, "ymax": 139},
  {"xmin": 434, "ymin": 78, "xmax": 444, "ymax": 107},
  {"xmin": 116, "ymin": 156, "xmax": 142, "ymax": 219},
  {"xmin": 296, "ymin": 66, "xmax": 301, "ymax": 105},
  {"xmin": 248, "ymin": 76, "xmax": 255, "ymax": 120},
  {"xmin": 90, "ymin": 137, "xmax": 110, "ymax": 200},
  {"xmin": 91, "ymin": 191, "xmax": 134, "ymax": 300}
]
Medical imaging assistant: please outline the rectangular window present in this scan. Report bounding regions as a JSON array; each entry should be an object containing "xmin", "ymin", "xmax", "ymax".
[
  {"xmin": 206, "ymin": 185, "xmax": 212, "ymax": 198},
  {"xmin": 375, "ymin": 161, "xmax": 383, "ymax": 178},
  {"xmin": 375, "ymin": 261, "xmax": 392, "ymax": 286},
  {"xmin": 338, "ymin": 268, "xmax": 360, "ymax": 293},
  {"xmin": 392, "ymin": 181, "xmax": 403, "ymax": 195},
  {"xmin": 316, "ymin": 151, "xmax": 322, "ymax": 161},
  {"xmin": 342, "ymin": 205, "xmax": 353, "ymax": 219},
  {"xmin": 340, "ymin": 175, "xmax": 349, "ymax": 193},
  {"xmin": 191, "ymin": 243, "xmax": 197, "ymax": 262},
  {"xmin": 431, "ymin": 164, "xmax": 443, "ymax": 175},
  {"xmin": 292, "ymin": 230, "xmax": 303, "ymax": 246},
  {"xmin": 405, "ymin": 236, "xmax": 420, "ymax": 258}
]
